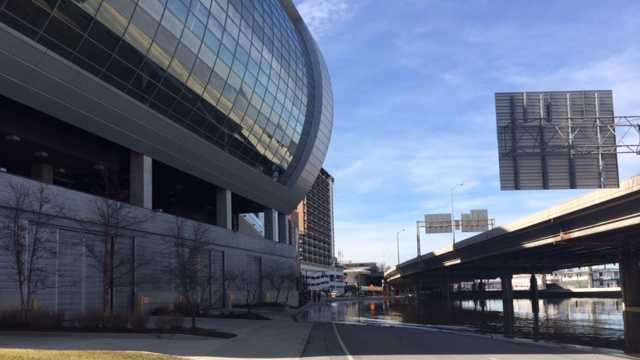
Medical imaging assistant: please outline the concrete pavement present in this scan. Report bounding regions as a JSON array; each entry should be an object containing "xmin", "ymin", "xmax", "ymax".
[
  {"xmin": 0, "ymin": 311, "xmax": 312, "ymax": 359},
  {"xmin": 301, "ymin": 322, "xmax": 632, "ymax": 360}
]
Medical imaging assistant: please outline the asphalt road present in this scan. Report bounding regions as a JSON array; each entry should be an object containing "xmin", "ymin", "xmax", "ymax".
[{"xmin": 301, "ymin": 322, "xmax": 630, "ymax": 360}]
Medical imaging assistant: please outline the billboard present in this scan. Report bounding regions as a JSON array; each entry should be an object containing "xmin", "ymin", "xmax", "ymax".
[
  {"xmin": 461, "ymin": 209, "xmax": 489, "ymax": 232},
  {"xmin": 495, "ymin": 90, "xmax": 619, "ymax": 190},
  {"xmin": 424, "ymin": 213, "xmax": 452, "ymax": 233}
]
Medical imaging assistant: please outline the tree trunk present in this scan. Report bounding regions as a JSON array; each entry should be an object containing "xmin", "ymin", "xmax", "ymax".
[{"xmin": 275, "ymin": 288, "xmax": 281, "ymax": 304}]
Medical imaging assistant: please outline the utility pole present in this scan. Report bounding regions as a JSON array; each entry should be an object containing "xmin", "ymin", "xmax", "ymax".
[
  {"xmin": 416, "ymin": 220, "xmax": 422, "ymax": 257},
  {"xmin": 396, "ymin": 229, "xmax": 405, "ymax": 265}
]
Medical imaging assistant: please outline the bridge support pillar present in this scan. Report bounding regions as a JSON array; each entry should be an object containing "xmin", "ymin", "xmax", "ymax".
[
  {"xmin": 501, "ymin": 274, "xmax": 514, "ymax": 338},
  {"xmin": 529, "ymin": 274, "xmax": 538, "ymax": 300},
  {"xmin": 440, "ymin": 277, "xmax": 451, "ymax": 303},
  {"xmin": 620, "ymin": 248, "xmax": 640, "ymax": 354},
  {"xmin": 530, "ymin": 274, "xmax": 540, "ymax": 337}
]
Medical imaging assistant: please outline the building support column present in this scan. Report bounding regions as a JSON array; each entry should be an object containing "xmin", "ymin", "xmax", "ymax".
[
  {"xmin": 31, "ymin": 163, "xmax": 53, "ymax": 184},
  {"xmin": 216, "ymin": 189, "xmax": 232, "ymax": 230},
  {"xmin": 501, "ymin": 274, "xmax": 514, "ymax": 338},
  {"xmin": 620, "ymin": 248, "xmax": 640, "ymax": 354},
  {"xmin": 440, "ymin": 274, "xmax": 451, "ymax": 303},
  {"xmin": 277, "ymin": 212, "xmax": 289, "ymax": 244},
  {"xmin": 479, "ymin": 280, "xmax": 487, "ymax": 312},
  {"xmin": 129, "ymin": 152, "xmax": 152, "ymax": 209},
  {"xmin": 264, "ymin": 209, "xmax": 278, "ymax": 241}
]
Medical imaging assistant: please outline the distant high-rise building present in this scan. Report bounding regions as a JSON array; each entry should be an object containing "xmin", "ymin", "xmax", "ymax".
[
  {"xmin": 296, "ymin": 168, "xmax": 335, "ymax": 266},
  {"xmin": 294, "ymin": 168, "xmax": 343, "ymax": 295}
]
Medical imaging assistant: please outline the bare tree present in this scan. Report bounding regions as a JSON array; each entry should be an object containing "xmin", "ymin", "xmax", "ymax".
[
  {"xmin": 241, "ymin": 270, "xmax": 260, "ymax": 312},
  {"xmin": 163, "ymin": 217, "xmax": 212, "ymax": 329},
  {"xmin": 226, "ymin": 266, "xmax": 260, "ymax": 313},
  {"xmin": 85, "ymin": 195, "xmax": 150, "ymax": 315},
  {"xmin": 282, "ymin": 270, "xmax": 299, "ymax": 306},
  {"xmin": 263, "ymin": 262, "xmax": 297, "ymax": 305},
  {"xmin": 223, "ymin": 269, "xmax": 241, "ymax": 309},
  {"xmin": 0, "ymin": 182, "xmax": 64, "ymax": 314}
]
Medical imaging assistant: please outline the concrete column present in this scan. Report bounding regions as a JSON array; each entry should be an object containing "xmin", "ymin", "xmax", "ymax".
[
  {"xmin": 620, "ymin": 249, "xmax": 640, "ymax": 354},
  {"xmin": 129, "ymin": 152, "xmax": 152, "ymax": 208},
  {"xmin": 31, "ymin": 163, "xmax": 53, "ymax": 184},
  {"xmin": 530, "ymin": 274, "xmax": 540, "ymax": 337},
  {"xmin": 501, "ymin": 274, "xmax": 514, "ymax": 338},
  {"xmin": 215, "ymin": 189, "xmax": 232, "ymax": 230},
  {"xmin": 277, "ymin": 213, "xmax": 289, "ymax": 244},
  {"xmin": 529, "ymin": 274, "xmax": 539, "ymax": 300},
  {"xmin": 440, "ymin": 276, "xmax": 451, "ymax": 303},
  {"xmin": 264, "ymin": 209, "xmax": 278, "ymax": 241}
]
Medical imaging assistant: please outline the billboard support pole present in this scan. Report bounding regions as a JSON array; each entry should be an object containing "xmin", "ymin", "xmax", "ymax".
[
  {"xmin": 450, "ymin": 183, "xmax": 463, "ymax": 247},
  {"xmin": 509, "ymin": 96, "xmax": 521, "ymax": 189},
  {"xmin": 566, "ymin": 93, "xmax": 577, "ymax": 188},
  {"xmin": 537, "ymin": 95, "xmax": 549, "ymax": 188},
  {"xmin": 595, "ymin": 92, "xmax": 605, "ymax": 187}
]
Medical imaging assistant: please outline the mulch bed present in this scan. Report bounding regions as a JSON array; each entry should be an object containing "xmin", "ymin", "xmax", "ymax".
[{"xmin": 0, "ymin": 327, "xmax": 236, "ymax": 339}]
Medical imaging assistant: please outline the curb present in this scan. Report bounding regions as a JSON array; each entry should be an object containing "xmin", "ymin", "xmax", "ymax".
[{"xmin": 291, "ymin": 301, "xmax": 318, "ymax": 322}]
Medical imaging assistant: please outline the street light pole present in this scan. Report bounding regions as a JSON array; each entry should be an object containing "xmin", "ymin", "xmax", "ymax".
[
  {"xmin": 416, "ymin": 221, "xmax": 422, "ymax": 257},
  {"xmin": 396, "ymin": 229, "xmax": 405, "ymax": 265},
  {"xmin": 450, "ymin": 182, "xmax": 464, "ymax": 247}
]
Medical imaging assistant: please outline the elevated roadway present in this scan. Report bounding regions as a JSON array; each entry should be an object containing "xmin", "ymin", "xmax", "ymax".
[{"xmin": 385, "ymin": 176, "xmax": 640, "ymax": 353}]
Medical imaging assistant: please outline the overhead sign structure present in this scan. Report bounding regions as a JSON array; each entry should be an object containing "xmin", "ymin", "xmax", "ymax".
[
  {"xmin": 495, "ymin": 90, "xmax": 619, "ymax": 190},
  {"xmin": 461, "ymin": 209, "xmax": 489, "ymax": 233},
  {"xmin": 424, "ymin": 213, "xmax": 453, "ymax": 233}
]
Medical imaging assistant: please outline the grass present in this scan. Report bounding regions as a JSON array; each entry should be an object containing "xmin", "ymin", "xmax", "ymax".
[{"xmin": 0, "ymin": 349, "xmax": 180, "ymax": 360}]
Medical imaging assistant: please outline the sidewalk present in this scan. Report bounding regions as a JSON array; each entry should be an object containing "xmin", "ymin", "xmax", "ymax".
[{"xmin": 0, "ymin": 310, "xmax": 313, "ymax": 360}]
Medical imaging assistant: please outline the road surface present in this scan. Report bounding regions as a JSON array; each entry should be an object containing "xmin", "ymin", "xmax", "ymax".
[{"xmin": 301, "ymin": 322, "xmax": 630, "ymax": 360}]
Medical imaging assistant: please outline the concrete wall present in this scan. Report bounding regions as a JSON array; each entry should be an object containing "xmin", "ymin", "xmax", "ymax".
[{"xmin": 0, "ymin": 172, "xmax": 299, "ymax": 313}]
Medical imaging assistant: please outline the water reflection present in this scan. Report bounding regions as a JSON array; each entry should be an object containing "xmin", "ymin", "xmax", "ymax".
[{"xmin": 301, "ymin": 297, "xmax": 624, "ymax": 350}]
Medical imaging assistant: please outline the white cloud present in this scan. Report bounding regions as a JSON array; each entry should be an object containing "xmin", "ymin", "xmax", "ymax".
[{"xmin": 296, "ymin": 0, "xmax": 352, "ymax": 38}]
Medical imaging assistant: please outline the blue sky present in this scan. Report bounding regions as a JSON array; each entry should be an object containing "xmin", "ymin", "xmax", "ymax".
[{"xmin": 295, "ymin": 0, "xmax": 640, "ymax": 267}]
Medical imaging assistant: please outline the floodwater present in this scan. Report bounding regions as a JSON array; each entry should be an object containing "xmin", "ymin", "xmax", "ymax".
[{"xmin": 300, "ymin": 297, "xmax": 625, "ymax": 350}]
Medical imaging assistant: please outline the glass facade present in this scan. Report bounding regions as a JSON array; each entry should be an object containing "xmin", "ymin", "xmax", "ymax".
[{"xmin": 0, "ymin": 0, "xmax": 315, "ymax": 179}]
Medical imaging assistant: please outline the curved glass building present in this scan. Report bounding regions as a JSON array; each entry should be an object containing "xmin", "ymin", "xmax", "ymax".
[
  {"xmin": 0, "ymin": 0, "xmax": 332, "ymax": 214},
  {"xmin": 0, "ymin": 0, "xmax": 332, "ymax": 313}
]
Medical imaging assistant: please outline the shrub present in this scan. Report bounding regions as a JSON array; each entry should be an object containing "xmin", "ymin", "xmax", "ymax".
[
  {"xmin": 0, "ymin": 310, "xmax": 29, "ymax": 329},
  {"xmin": 173, "ymin": 302, "xmax": 192, "ymax": 317},
  {"xmin": 0, "ymin": 310, "xmax": 63, "ymax": 330},
  {"xmin": 129, "ymin": 312, "xmax": 149, "ymax": 331},
  {"xmin": 152, "ymin": 315, "xmax": 184, "ymax": 331},
  {"xmin": 150, "ymin": 306, "xmax": 172, "ymax": 316},
  {"xmin": 75, "ymin": 311, "xmax": 105, "ymax": 330},
  {"xmin": 28, "ymin": 311, "xmax": 64, "ymax": 330},
  {"xmin": 104, "ymin": 313, "xmax": 129, "ymax": 330}
]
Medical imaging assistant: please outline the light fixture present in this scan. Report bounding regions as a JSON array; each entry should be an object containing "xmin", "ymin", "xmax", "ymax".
[
  {"xmin": 57, "ymin": 168, "xmax": 66, "ymax": 174},
  {"xmin": 4, "ymin": 134, "xmax": 21, "ymax": 142},
  {"xmin": 34, "ymin": 151, "xmax": 48, "ymax": 159},
  {"xmin": 93, "ymin": 163, "xmax": 105, "ymax": 171}
]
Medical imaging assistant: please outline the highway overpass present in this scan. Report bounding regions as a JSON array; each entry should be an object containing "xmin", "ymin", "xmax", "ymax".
[{"xmin": 385, "ymin": 176, "xmax": 640, "ymax": 353}]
